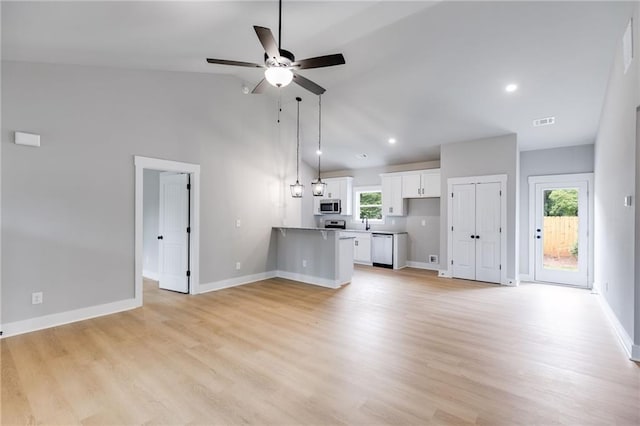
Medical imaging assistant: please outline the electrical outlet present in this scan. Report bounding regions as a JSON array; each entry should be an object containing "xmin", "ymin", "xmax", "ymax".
[
  {"xmin": 235, "ymin": 219, "xmax": 241, "ymax": 228},
  {"xmin": 236, "ymin": 262, "xmax": 241, "ymax": 270},
  {"xmin": 429, "ymin": 255, "xmax": 438, "ymax": 263},
  {"xmin": 302, "ymin": 260, "xmax": 307, "ymax": 268},
  {"xmin": 32, "ymin": 292, "xmax": 43, "ymax": 305}
]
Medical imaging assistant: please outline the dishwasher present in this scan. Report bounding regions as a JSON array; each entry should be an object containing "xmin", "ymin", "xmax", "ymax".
[{"xmin": 371, "ymin": 233, "xmax": 393, "ymax": 268}]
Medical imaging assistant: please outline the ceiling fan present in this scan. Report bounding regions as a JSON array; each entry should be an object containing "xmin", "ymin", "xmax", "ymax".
[{"xmin": 205, "ymin": 0, "xmax": 345, "ymax": 95}]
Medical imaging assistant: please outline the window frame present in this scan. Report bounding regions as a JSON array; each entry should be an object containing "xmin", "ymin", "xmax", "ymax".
[{"xmin": 352, "ymin": 185, "xmax": 385, "ymax": 224}]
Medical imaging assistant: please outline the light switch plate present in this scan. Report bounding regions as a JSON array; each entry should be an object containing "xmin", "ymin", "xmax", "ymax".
[{"xmin": 15, "ymin": 131, "xmax": 41, "ymax": 147}]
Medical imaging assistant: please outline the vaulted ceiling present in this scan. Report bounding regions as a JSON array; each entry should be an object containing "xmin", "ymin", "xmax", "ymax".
[{"xmin": 2, "ymin": 1, "xmax": 635, "ymax": 171}]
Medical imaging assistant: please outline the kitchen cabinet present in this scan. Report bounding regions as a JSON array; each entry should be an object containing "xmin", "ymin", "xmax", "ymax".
[
  {"xmin": 313, "ymin": 177, "xmax": 353, "ymax": 215},
  {"xmin": 381, "ymin": 174, "xmax": 407, "ymax": 216},
  {"xmin": 401, "ymin": 169, "xmax": 441, "ymax": 198},
  {"xmin": 340, "ymin": 232, "xmax": 372, "ymax": 264}
]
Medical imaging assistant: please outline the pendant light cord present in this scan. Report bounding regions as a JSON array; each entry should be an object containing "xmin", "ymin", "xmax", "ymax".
[
  {"xmin": 317, "ymin": 95, "xmax": 322, "ymax": 180},
  {"xmin": 296, "ymin": 97, "xmax": 301, "ymax": 181}
]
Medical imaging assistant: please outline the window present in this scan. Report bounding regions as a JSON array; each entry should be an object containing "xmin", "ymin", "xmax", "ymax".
[{"xmin": 354, "ymin": 186, "xmax": 383, "ymax": 222}]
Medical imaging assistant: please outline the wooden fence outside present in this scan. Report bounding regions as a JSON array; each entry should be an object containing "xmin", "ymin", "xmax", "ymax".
[{"xmin": 543, "ymin": 216, "xmax": 579, "ymax": 258}]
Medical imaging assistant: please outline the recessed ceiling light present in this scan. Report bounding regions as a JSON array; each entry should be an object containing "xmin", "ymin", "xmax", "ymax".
[
  {"xmin": 388, "ymin": 138, "xmax": 397, "ymax": 144},
  {"xmin": 355, "ymin": 153, "xmax": 368, "ymax": 159},
  {"xmin": 505, "ymin": 83, "xmax": 518, "ymax": 93}
]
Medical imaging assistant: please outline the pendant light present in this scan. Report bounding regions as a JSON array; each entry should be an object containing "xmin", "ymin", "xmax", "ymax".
[
  {"xmin": 290, "ymin": 97, "xmax": 304, "ymax": 198},
  {"xmin": 311, "ymin": 95, "xmax": 326, "ymax": 197}
]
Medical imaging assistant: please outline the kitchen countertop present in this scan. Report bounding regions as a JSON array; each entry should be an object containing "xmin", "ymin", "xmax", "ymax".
[
  {"xmin": 340, "ymin": 229, "xmax": 408, "ymax": 235},
  {"xmin": 272, "ymin": 226, "xmax": 407, "ymax": 235}
]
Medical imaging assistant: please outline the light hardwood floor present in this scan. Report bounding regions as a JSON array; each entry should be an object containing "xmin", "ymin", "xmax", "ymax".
[{"xmin": 2, "ymin": 266, "xmax": 639, "ymax": 425}]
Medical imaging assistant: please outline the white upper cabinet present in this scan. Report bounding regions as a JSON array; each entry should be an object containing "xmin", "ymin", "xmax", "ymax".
[
  {"xmin": 401, "ymin": 169, "xmax": 441, "ymax": 198},
  {"xmin": 313, "ymin": 177, "xmax": 353, "ymax": 215},
  {"xmin": 381, "ymin": 174, "xmax": 407, "ymax": 216}
]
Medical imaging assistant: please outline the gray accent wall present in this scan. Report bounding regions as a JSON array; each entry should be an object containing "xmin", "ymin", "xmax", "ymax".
[
  {"xmin": 143, "ymin": 169, "xmax": 160, "ymax": 277},
  {"xmin": 593, "ymin": 5, "xmax": 639, "ymax": 345},
  {"xmin": 1, "ymin": 61, "xmax": 288, "ymax": 323},
  {"xmin": 518, "ymin": 145, "xmax": 595, "ymax": 277},
  {"xmin": 440, "ymin": 134, "xmax": 519, "ymax": 279}
]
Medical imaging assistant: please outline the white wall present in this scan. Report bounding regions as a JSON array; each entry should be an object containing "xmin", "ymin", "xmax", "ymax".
[
  {"xmin": 593, "ymin": 6, "xmax": 639, "ymax": 348},
  {"xmin": 1, "ymin": 61, "xmax": 294, "ymax": 324},
  {"xmin": 440, "ymin": 134, "xmax": 519, "ymax": 279},
  {"xmin": 519, "ymin": 145, "xmax": 594, "ymax": 278},
  {"xmin": 143, "ymin": 169, "xmax": 160, "ymax": 278}
]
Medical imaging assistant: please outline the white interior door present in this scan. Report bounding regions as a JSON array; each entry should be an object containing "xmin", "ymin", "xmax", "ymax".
[
  {"xmin": 534, "ymin": 180, "xmax": 588, "ymax": 287},
  {"xmin": 452, "ymin": 183, "xmax": 476, "ymax": 280},
  {"xmin": 475, "ymin": 183, "xmax": 501, "ymax": 284},
  {"xmin": 158, "ymin": 172, "xmax": 190, "ymax": 293}
]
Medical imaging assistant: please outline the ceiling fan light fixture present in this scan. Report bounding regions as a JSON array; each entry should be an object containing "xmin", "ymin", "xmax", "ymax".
[{"xmin": 265, "ymin": 67, "xmax": 293, "ymax": 88}]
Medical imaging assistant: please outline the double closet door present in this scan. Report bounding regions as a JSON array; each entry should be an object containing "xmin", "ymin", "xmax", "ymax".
[{"xmin": 451, "ymin": 181, "xmax": 503, "ymax": 284}]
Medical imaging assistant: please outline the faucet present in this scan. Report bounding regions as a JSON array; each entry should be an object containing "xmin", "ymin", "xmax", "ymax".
[{"xmin": 362, "ymin": 216, "xmax": 371, "ymax": 231}]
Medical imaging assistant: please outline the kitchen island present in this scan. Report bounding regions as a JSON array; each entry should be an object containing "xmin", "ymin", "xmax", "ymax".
[{"xmin": 273, "ymin": 227, "xmax": 354, "ymax": 289}]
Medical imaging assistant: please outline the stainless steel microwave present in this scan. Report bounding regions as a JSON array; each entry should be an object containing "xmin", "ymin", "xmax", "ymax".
[{"xmin": 319, "ymin": 199, "xmax": 341, "ymax": 214}]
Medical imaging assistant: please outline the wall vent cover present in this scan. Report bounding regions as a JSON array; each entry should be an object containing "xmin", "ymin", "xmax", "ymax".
[{"xmin": 533, "ymin": 116, "xmax": 555, "ymax": 127}]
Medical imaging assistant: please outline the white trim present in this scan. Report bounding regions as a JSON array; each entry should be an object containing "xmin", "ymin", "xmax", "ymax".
[
  {"xmin": 352, "ymin": 185, "xmax": 384, "ymax": 223},
  {"xmin": 407, "ymin": 261, "xmax": 440, "ymax": 271},
  {"xmin": 198, "ymin": 271, "xmax": 277, "ymax": 294},
  {"xmin": 446, "ymin": 174, "xmax": 508, "ymax": 285},
  {"xmin": 276, "ymin": 270, "xmax": 344, "ymax": 289},
  {"xmin": 438, "ymin": 269, "xmax": 452, "ymax": 278},
  {"xmin": 519, "ymin": 273, "xmax": 534, "ymax": 282},
  {"xmin": 596, "ymin": 291, "xmax": 638, "ymax": 361},
  {"xmin": 1, "ymin": 298, "xmax": 138, "ymax": 338},
  {"xmin": 134, "ymin": 156, "xmax": 201, "ymax": 304},
  {"xmin": 527, "ymin": 173, "xmax": 594, "ymax": 288},
  {"xmin": 506, "ymin": 278, "xmax": 519, "ymax": 287},
  {"xmin": 142, "ymin": 270, "xmax": 160, "ymax": 281}
]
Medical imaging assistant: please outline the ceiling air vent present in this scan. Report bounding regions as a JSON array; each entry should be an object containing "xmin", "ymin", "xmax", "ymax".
[{"xmin": 533, "ymin": 116, "xmax": 555, "ymax": 127}]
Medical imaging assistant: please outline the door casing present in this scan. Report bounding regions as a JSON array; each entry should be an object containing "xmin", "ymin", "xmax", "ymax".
[
  {"xmin": 135, "ymin": 156, "xmax": 201, "ymax": 306},
  {"xmin": 527, "ymin": 173, "xmax": 594, "ymax": 288},
  {"xmin": 446, "ymin": 174, "xmax": 508, "ymax": 285}
]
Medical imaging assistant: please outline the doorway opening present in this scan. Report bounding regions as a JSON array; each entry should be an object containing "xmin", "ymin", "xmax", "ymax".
[
  {"xmin": 528, "ymin": 174, "xmax": 593, "ymax": 288},
  {"xmin": 134, "ymin": 156, "xmax": 201, "ymax": 306}
]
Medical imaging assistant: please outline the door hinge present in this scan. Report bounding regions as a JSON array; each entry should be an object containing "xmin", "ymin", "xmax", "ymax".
[
  {"xmin": 499, "ymin": 190, "xmax": 502, "ymax": 196},
  {"xmin": 187, "ymin": 183, "xmax": 191, "ymax": 190},
  {"xmin": 451, "ymin": 192, "xmax": 454, "ymax": 198},
  {"xmin": 187, "ymin": 227, "xmax": 191, "ymax": 233},
  {"xmin": 499, "ymin": 227, "xmax": 502, "ymax": 233},
  {"xmin": 186, "ymin": 270, "xmax": 191, "ymax": 277},
  {"xmin": 451, "ymin": 226, "xmax": 454, "ymax": 231},
  {"xmin": 499, "ymin": 264, "xmax": 502, "ymax": 270},
  {"xmin": 451, "ymin": 260, "xmax": 454, "ymax": 265}
]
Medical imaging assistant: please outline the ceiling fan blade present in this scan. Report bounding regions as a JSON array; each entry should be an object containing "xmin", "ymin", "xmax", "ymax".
[
  {"xmin": 292, "ymin": 73, "xmax": 326, "ymax": 95},
  {"xmin": 206, "ymin": 58, "xmax": 264, "ymax": 68},
  {"xmin": 291, "ymin": 53, "xmax": 345, "ymax": 70},
  {"xmin": 252, "ymin": 78, "xmax": 269, "ymax": 94},
  {"xmin": 254, "ymin": 26, "xmax": 280, "ymax": 62}
]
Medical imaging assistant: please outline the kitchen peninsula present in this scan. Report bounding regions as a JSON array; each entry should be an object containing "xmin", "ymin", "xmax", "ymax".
[{"xmin": 274, "ymin": 227, "xmax": 354, "ymax": 289}]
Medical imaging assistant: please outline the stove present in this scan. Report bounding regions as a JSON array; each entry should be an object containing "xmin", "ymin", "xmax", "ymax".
[{"xmin": 324, "ymin": 219, "xmax": 346, "ymax": 229}]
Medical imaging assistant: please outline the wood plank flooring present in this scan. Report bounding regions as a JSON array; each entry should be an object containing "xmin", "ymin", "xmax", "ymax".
[{"xmin": 2, "ymin": 266, "xmax": 639, "ymax": 425}]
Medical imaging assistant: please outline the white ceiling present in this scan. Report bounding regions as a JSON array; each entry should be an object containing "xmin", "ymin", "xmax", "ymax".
[{"xmin": 2, "ymin": 1, "xmax": 635, "ymax": 171}]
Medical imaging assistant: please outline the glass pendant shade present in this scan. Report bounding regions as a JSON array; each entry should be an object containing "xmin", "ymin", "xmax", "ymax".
[
  {"xmin": 311, "ymin": 179, "xmax": 326, "ymax": 196},
  {"xmin": 290, "ymin": 180, "xmax": 304, "ymax": 198},
  {"xmin": 265, "ymin": 67, "xmax": 293, "ymax": 88}
]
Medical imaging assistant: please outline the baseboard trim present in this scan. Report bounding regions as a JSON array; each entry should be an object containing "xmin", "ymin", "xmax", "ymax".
[
  {"xmin": 438, "ymin": 269, "xmax": 452, "ymax": 278},
  {"xmin": 596, "ymin": 292, "xmax": 637, "ymax": 361},
  {"xmin": 198, "ymin": 271, "xmax": 277, "ymax": 294},
  {"xmin": 1, "ymin": 298, "xmax": 139, "ymax": 338},
  {"xmin": 406, "ymin": 261, "xmax": 440, "ymax": 271},
  {"xmin": 142, "ymin": 269, "xmax": 159, "ymax": 281},
  {"xmin": 276, "ymin": 270, "xmax": 343, "ymax": 289},
  {"xmin": 519, "ymin": 273, "xmax": 533, "ymax": 282}
]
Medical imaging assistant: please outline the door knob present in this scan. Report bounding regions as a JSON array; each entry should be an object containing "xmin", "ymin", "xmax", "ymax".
[{"xmin": 157, "ymin": 235, "xmax": 164, "ymax": 240}]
